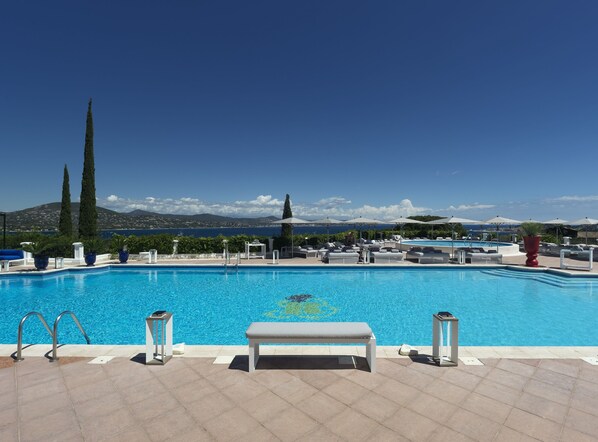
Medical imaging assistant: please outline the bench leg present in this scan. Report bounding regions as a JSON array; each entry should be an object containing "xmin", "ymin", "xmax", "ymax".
[
  {"xmin": 248, "ymin": 341, "xmax": 259, "ymax": 372},
  {"xmin": 366, "ymin": 336, "xmax": 376, "ymax": 373}
]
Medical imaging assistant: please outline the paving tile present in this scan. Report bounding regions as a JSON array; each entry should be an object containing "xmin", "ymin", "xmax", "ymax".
[
  {"xmin": 384, "ymin": 407, "xmax": 439, "ymax": 441},
  {"xmin": 240, "ymin": 390, "xmax": 291, "ymax": 423},
  {"xmin": 532, "ymin": 367, "xmax": 577, "ymax": 392},
  {"xmin": 128, "ymin": 390, "xmax": 180, "ymax": 422},
  {"xmin": 295, "ymin": 368, "xmax": 341, "ymax": 390},
  {"xmin": 296, "ymin": 425, "xmax": 343, "ymax": 441},
  {"xmin": 19, "ymin": 390, "xmax": 72, "ymax": 422},
  {"xmin": 515, "ymin": 391, "xmax": 568, "ymax": 424},
  {"xmin": 263, "ymin": 406, "xmax": 319, "ymax": 440},
  {"xmin": 446, "ymin": 408, "xmax": 502, "ymax": 442},
  {"xmin": 343, "ymin": 369, "xmax": 386, "ymax": 390},
  {"xmin": 565, "ymin": 407, "xmax": 598, "ymax": 438},
  {"xmin": 366, "ymin": 425, "xmax": 410, "ymax": 441},
  {"xmin": 144, "ymin": 406, "xmax": 196, "ymax": 441},
  {"xmin": 20, "ymin": 408, "xmax": 81, "ymax": 441},
  {"xmin": 322, "ymin": 377, "xmax": 369, "ymax": 405},
  {"xmin": 99, "ymin": 426, "xmax": 151, "ymax": 442},
  {"xmin": 391, "ymin": 364, "xmax": 436, "ymax": 390},
  {"xmin": 485, "ymin": 367, "xmax": 529, "ymax": 390},
  {"xmin": 0, "ymin": 425, "xmax": 18, "ymax": 442},
  {"xmin": 560, "ymin": 426, "xmax": 598, "ymax": 442},
  {"xmin": 80, "ymin": 408, "xmax": 138, "ymax": 442},
  {"xmin": 204, "ymin": 367, "xmax": 246, "ymax": 390},
  {"xmin": 171, "ymin": 377, "xmax": 217, "ymax": 404},
  {"xmin": 427, "ymin": 426, "xmax": 476, "ymax": 442},
  {"xmin": 372, "ymin": 378, "xmax": 420, "ymax": 406},
  {"xmin": 186, "ymin": 390, "xmax": 236, "ymax": 423},
  {"xmin": 18, "ymin": 376, "xmax": 68, "ymax": 405},
  {"xmin": 578, "ymin": 365, "xmax": 598, "ymax": 385},
  {"xmin": 68, "ymin": 377, "xmax": 117, "ymax": 404},
  {"xmin": 351, "ymin": 390, "xmax": 400, "ymax": 422},
  {"xmin": 252, "ymin": 369, "xmax": 296, "ymax": 389},
  {"xmin": 270, "ymin": 377, "xmax": 318, "ymax": 404},
  {"xmin": 494, "ymin": 426, "xmax": 541, "ymax": 442},
  {"xmin": 17, "ymin": 364, "xmax": 63, "ymax": 388},
  {"xmin": 119, "ymin": 376, "xmax": 169, "ymax": 405},
  {"xmin": 295, "ymin": 391, "xmax": 347, "ymax": 423},
  {"xmin": 105, "ymin": 364, "xmax": 156, "ymax": 390},
  {"xmin": 406, "ymin": 392, "xmax": 458, "ymax": 424},
  {"xmin": 570, "ymin": 387, "xmax": 598, "ymax": 417},
  {"xmin": 0, "ymin": 390, "xmax": 16, "ymax": 413},
  {"xmin": 0, "ymin": 405, "xmax": 17, "ymax": 428},
  {"xmin": 460, "ymin": 392, "xmax": 512, "ymax": 424},
  {"xmin": 62, "ymin": 363, "xmax": 108, "ymax": 390},
  {"xmin": 74, "ymin": 391, "xmax": 127, "ymax": 421},
  {"xmin": 495, "ymin": 359, "xmax": 537, "ymax": 377},
  {"xmin": 167, "ymin": 425, "xmax": 215, "ymax": 442},
  {"xmin": 505, "ymin": 407, "xmax": 563, "ymax": 441},
  {"xmin": 324, "ymin": 408, "xmax": 380, "ymax": 440},
  {"xmin": 440, "ymin": 367, "xmax": 483, "ymax": 390},
  {"xmin": 474, "ymin": 379, "xmax": 522, "ymax": 406},
  {"xmin": 539, "ymin": 359, "xmax": 581, "ymax": 378},
  {"xmin": 221, "ymin": 375, "xmax": 268, "ymax": 405},
  {"xmin": 423, "ymin": 378, "xmax": 470, "ymax": 405},
  {"xmin": 523, "ymin": 378, "xmax": 571, "ymax": 406},
  {"xmin": 202, "ymin": 407, "xmax": 261, "ymax": 440},
  {"xmin": 154, "ymin": 365, "xmax": 201, "ymax": 390}
]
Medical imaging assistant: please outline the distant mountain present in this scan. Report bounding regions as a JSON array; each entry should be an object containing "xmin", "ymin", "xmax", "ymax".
[{"xmin": 5, "ymin": 202, "xmax": 279, "ymax": 231}]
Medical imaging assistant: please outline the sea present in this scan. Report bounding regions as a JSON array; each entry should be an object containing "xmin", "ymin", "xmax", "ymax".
[{"xmin": 99, "ymin": 225, "xmax": 395, "ymax": 239}]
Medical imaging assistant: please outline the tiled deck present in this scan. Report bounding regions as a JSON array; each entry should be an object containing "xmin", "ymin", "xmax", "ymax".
[{"xmin": 2, "ymin": 352, "xmax": 598, "ymax": 441}]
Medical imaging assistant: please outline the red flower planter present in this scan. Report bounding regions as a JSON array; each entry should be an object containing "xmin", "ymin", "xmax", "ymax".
[{"xmin": 523, "ymin": 236, "xmax": 540, "ymax": 267}]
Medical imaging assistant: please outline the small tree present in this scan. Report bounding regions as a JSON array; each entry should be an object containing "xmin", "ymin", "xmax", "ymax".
[
  {"xmin": 79, "ymin": 99, "xmax": 98, "ymax": 238},
  {"xmin": 281, "ymin": 194, "xmax": 293, "ymax": 238},
  {"xmin": 58, "ymin": 164, "xmax": 73, "ymax": 237}
]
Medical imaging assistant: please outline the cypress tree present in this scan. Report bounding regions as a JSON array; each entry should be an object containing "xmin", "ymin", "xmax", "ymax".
[
  {"xmin": 281, "ymin": 194, "xmax": 293, "ymax": 238},
  {"xmin": 58, "ymin": 164, "xmax": 73, "ymax": 237},
  {"xmin": 78, "ymin": 98, "xmax": 97, "ymax": 238}
]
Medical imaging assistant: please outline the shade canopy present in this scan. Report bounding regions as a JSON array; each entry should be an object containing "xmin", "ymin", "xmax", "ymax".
[
  {"xmin": 428, "ymin": 216, "xmax": 482, "ymax": 225},
  {"xmin": 270, "ymin": 217, "xmax": 310, "ymax": 224},
  {"xmin": 389, "ymin": 217, "xmax": 424, "ymax": 225},
  {"xmin": 542, "ymin": 218, "xmax": 568, "ymax": 225},
  {"xmin": 311, "ymin": 217, "xmax": 343, "ymax": 225},
  {"xmin": 569, "ymin": 217, "xmax": 598, "ymax": 226},
  {"xmin": 522, "ymin": 218, "xmax": 542, "ymax": 224},
  {"xmin": 484, "ymin": 216, "xmax": 522, "ymax": 225},
  {"xmin": 344, "ymin": 217, "xmax": 384, "ymax": 225}
]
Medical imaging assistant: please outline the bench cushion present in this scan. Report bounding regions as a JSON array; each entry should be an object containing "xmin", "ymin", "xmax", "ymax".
[{"xmin": 246, "ymin": 322, "xmax": 372, "ymax": 340}]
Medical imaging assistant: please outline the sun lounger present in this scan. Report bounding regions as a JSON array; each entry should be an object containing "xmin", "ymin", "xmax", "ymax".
[
  {"xmin": 370, "ymin": 250, "xmax": 403, "ymax": 263},
  {"xmin": 245, "ymin": 322, "xmax": 376, "ymax": 372},
  {"xmin": 466, "ymin": 251, "xmax": 503, "ymax": 264},
  {"xmin": 325, "ymin": 251, "xmax": 360, "ymax": 264},
  {"xmin": 0, "ymin": 250, "xmax": 25, "ymax": 270},
  {"xmin": 406, "ymin": 247, "xmax": 449, "ymax": 263}
]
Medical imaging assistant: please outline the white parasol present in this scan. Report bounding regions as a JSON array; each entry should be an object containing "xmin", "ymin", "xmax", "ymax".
[
  {"xmin": 271, "ymin": 217, "xmax": 310, "ymax": 257},
  {"xmin": 484, "ymin": 216, "xmax": 522, "ymax": 251}
]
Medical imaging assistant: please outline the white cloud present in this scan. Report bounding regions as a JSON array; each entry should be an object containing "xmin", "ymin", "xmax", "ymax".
[
  {"xmin": 549, "ymin": 195, "xmax": 598, "ymax": 202},
  {"xmin": 444, "ymin": 203, "xmax": 496, "ymax": 211},
  {"xmin": 106, "ymin": 194, "xmax": 119, "ymax": 202}
]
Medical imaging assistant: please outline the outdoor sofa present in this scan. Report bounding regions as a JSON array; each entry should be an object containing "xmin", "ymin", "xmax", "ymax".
[{"xmin": 405, "ymin": 247, "xmax": 450, "ymax": 264}]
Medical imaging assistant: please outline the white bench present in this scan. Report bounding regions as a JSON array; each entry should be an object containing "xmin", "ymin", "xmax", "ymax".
[{"xmin": 245, "ymin": 322, "xmax": 376, "ymax": 373}]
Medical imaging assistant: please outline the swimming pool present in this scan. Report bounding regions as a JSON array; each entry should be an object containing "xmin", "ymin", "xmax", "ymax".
[
  {"xmin": 399, "ymin": 240, "xmax": 520, "ymax": 255},
  {"xmin": 2, "ymin": 266, "xmax": 597, "ymax": 346}
]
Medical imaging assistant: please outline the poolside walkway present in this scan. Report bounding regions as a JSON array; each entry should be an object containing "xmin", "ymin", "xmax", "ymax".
[{"xmin": 2, "ymin": 353, "xmax": 598, "ymax": 441}]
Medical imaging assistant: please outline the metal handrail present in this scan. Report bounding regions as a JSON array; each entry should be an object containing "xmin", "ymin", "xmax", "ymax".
[
  {"xmin": 16, "ymin": 312, "xmax": 53, "ymax": 361},
  {"xmin": 52, "ymin": 311, "xmax": 91, "ymax": 362}
]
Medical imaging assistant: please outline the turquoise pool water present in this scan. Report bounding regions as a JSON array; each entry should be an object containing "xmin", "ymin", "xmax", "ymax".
[{"xmin": 2, "ymin": 267, "xmax": 597, "ymax": 346}]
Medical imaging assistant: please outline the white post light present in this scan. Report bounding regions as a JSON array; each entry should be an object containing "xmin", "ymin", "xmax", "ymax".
[{"xmin": 432, "ymin": 312, "xmax": 459, "ymax": 366}]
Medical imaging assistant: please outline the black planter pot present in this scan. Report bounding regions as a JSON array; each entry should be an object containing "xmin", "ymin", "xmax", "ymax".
[
  {"xmin": 85, "ymin": 253, "xmax": 97, "ymax": 266},
  {"xmin": 34, "ymin": 256, "xmax": 49, "ymax": 271},
  {"xmin": 118, "ymin": 250, "xmax": 129, "ymax": 264}
]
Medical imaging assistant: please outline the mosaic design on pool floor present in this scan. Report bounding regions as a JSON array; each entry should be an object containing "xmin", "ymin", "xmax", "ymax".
[{"xmin": 265, "ymin": 293, "xmax": 338, "ymax": 319}]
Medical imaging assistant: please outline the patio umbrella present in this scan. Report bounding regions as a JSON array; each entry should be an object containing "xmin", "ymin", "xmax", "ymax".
[
  {"xmin": 389, "ymin": 217, "xmax": 424, "ymax": 239},
  {"xmin": 271, "ymin": 217, "xmax": 310, "ymax": 257},
  {"xmin": 542, "ymin": 218, "xmax": 569, "ymax": 245},
  {"xmin": 484, "ymin": 216, "xmax": 522, "ymax": 251},
  {"xmin": 428, "ymin": 216, "xmax": 483, "ymax": 256},
  {"xmin": 568, "ymin": 217, "xmax": 598, "ymax": 244},
  {"xmin": 344, "ymin": 217, "xmax": 384, "ymax": 242},
  {"xmin": 312, "ymin": 217, "xmax": 343, "ymax": 239}
]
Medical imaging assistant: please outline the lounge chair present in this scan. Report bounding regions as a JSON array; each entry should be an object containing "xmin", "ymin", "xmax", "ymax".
[
  {"xmin": 406, "ymin": 247, "xmax": 449, "ymax": 263},
  {"xmin": 370, "ymin": 250, "xmax": 403, "ymax": 263},
  {"xmin": 466, "ymin": 249, "xmax": 503, "ymax": 264},
  {"xmin": 325, "ymin": 251, "xmax": 360, "ymax": 264},
  {"xmin": 0, "ymin": 249, "xmax": 25, "ymax": 271},
  {"xmin": 246, "ymin": 322, "xmax": 376, "ymax": 372}
]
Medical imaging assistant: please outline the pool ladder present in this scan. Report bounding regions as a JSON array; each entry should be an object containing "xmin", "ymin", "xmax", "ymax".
[
  {"xmin": 16, "ymin": 311, "xmax": 91, "ymax": 362},
  {"xmin": 224, "ymin": 251, "xmax": 240, "ymax": 273}
]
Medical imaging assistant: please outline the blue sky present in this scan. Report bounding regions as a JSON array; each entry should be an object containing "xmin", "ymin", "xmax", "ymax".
[{"xmin": 2, "ymin": 1, "xmax": 597, "ymax": 221}]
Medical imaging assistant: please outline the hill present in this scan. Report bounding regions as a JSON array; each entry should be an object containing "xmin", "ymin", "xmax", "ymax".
[{"xmin": 5, "ymin": 203, "xmax": 279, "ymax": 231}]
